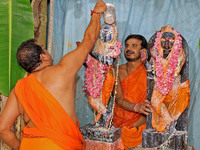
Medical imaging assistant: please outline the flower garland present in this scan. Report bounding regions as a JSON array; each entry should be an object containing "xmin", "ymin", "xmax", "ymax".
[
  {"xmin": 84, "ymin": 41, "xmax": 122, "ymax": 98},
  {"xmin": 153, "ymin": 30, "xmax": 182, "ymax": 95},
  {"xmin": 84, "ymin": 55, "xmax": 108, "ymax": 98},
  {"xmin": 106, "ymin": 41, "xmax": 122, "ymax": 58}
]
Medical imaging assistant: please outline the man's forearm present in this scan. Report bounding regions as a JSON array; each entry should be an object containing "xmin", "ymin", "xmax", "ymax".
[
  {"xmin": 116, "ymin": 98, "xmax": 152, "ymax": 115},
  {"xmin": 116, "ymin": 98, "xmax": 136, "ymax": 112},
  {"xmin": 82, "ymin": 1, "xmax": 106, "ymax": 51},
  {"xmin": 82, "ymin": 12, "xmax": 101, "ymax": 51},
  {"xmin": 0, "ymin": 130, "xmax": 20, "ymax": 150}
]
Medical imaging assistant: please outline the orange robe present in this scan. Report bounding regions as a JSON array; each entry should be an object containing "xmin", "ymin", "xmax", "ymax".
[
  {"xmin": 15, "ymin": 74, "xmax": 83, "ymax": 150},
  {"xmin": 113, "ymin": 63, "xmax": 147, "ymax": 149}
]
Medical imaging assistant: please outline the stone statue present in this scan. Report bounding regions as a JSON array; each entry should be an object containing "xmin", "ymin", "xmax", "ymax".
[
  {"xmin": 80, "ymin": 4, "xmax": 122, "ymax": 149},
  {"xmin": 142, "ymin": 25, "xmax": 190, "ymax": 149},
  {"xmin": 84, "ymin": 3, "xmax": 122, "ymax": 129}
]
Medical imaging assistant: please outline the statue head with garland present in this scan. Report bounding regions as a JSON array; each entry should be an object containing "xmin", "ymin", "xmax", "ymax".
[
  {"xmin": 160, "ymin": 25, "xmax": 175, "ymax": 51},
  {"xmin": 147, "ymin": 25, "xmax": 189, "ymax": 82}
]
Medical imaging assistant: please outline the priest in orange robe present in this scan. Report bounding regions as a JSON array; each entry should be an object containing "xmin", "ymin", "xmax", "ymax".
[
  {"xmin": 15, "ymin": 74, "xmax": 84, "ymax": 150},
  {"xmin": 0, "ymin": 1, "xmax": 107, "ymax": 149},
  {"xmin": 113, "ymin": 34, "xmax": 152, "ymax": 149}
]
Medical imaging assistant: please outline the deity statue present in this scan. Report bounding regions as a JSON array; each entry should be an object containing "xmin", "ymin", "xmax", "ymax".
[
  {"xmin": 150, "ymin": 25, "xmax": 190, "ymax": 132},
  {"xmin": 84, "ymin": 3, "xmax": 122, "ymax": 129},
  {"xmin": 142, "ymin": 25, "xmax": 190, "ymax": 149}
]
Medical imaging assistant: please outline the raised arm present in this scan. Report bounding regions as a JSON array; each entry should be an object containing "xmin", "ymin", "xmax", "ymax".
[
  {"xmin": 0, "ymin": 88, "xmax": 21, "ymax": 150},
  {"xmin": 58, "ymin": 0, "xmax": 106, "ymax": 74}
]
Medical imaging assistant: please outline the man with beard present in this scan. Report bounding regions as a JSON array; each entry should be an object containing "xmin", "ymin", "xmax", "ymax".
[{"xmin": 113, "ymin": 34, "xmax": 152, "ymax": 149}]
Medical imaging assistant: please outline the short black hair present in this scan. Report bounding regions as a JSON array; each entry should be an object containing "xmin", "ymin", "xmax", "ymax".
[
  {"xmin": 125, "ymin": 34, "xmax": 147, "ymax": 49},
  {"xmin": 17, "ymin": 39, "xmax": 44, "ymax": 73}
]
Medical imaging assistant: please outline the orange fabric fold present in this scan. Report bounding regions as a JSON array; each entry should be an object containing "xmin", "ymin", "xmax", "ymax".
[
  {"xmin": 113, "ymin": 63, "xmax": 147, "ymax": 148},
  {"xmin": 152, "ymin": 78, "xmax": 190, "ymax": 132},
  {"xmin": 20, "ymin": 137, "xmax": 63, "ymax": 150},
  {"xmin": 93, "ymin": 66, "xmax": 115, "ymax": 123},
  {"xmin": 15, "ymin": 74, "xmax": 83, "ymax": 150},
  {"xmin": 121, "ymin": 124, "xmax": 146, "ymax": 149}
]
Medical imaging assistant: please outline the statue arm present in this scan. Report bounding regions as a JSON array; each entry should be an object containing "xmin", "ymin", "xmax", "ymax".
[
  {"xmin": 0, "ymin": 88, "xmax": 21, "ymax": 150},
  {"xmin": 175, "ymin": 48, "xmax": 186, "ymax": 75},
  {"xmin": 58, "ymin": 1, "xmax": 106, "ymax": 75},
  {"xmin": 141, "ymin": 48, "xmax": 155, "ymax": 73}
]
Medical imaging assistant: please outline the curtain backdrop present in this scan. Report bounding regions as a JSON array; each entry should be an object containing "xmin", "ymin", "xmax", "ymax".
[{"xmin": 52, "ymin": 0, "xmax": 200, "ymax": 149}]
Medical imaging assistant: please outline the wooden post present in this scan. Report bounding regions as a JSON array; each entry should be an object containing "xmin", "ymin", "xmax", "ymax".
[
  {"xmin": 31, "ymin": 0, "xmax": 48, "ymax": 48},
  {"xmin": 47, "ymin": 0, "xmax": 54, "ymax": 54}
]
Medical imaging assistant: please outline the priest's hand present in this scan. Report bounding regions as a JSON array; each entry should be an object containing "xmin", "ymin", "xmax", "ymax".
[
  {"xmin": 93, "ymin": 0, "xmax": 107, "ymax": 14},
  {"xmin": 133, "ymin": 100, "xmax": 152, "ymax": 115}
]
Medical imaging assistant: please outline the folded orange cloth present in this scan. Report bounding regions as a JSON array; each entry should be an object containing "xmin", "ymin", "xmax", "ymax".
[
  {"xmin": 20, "ymin": 137, "xmax": 63, "ymax": 150},
  {"xmin": 121, "ymin": 124, "xmax": 146, "ymax": 149},
  {"xmin": 152, "ymin": 78, "xmax": 190, "ymax": 132},
  {"xmin": 15, "ymin": 74, "xmax": 83, "ymax": 150},
  {"xmin": 113, "ymin": 63, "xmax": 147, "ymax": 148}
]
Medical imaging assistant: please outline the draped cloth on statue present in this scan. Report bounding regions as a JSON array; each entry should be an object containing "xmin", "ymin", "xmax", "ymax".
[
  {"xmin": 88, "ymin": 66, "xmax": 115, "ymax": 122},
  {"xmin": 152, "ymin": 77, "xmax": 190, "ymax": 132},
  {"xmin": 113, "ymin": 63, "xmax": 147, "ymax": 149},
  {"xmin": 151, "ymin": 47, "xmax": 190, "ymax": 132},
  {"xmin": 97, "ymin": 70, "xmax": 115, "ymax": 122},
  {"xmin": 15, "ymin": 74, "xmax": 83, "ymax": 150}
]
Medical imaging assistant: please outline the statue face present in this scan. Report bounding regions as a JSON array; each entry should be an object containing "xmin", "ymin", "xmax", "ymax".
[
  {"xmin": 99, "ymin": 24, "xmax": 113, "ymax": 42},
  {"xmin": 161, "ymin": 32, "xmax": 175, "ymax": 50},
  {"xmin": 103, "ymin": 3, "xmax": 116, "ymax": 25}
]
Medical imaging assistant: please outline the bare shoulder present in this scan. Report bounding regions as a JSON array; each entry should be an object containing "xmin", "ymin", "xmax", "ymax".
[
  {"xmin": 36, "ymin": 64, "xmax": 75, "ymax": 85},
  {"xmin": 114, "ymin": 63, "xmax": 127, "ymax": 80},
  {"xmin": 119, "ymin": 64, "xmax": 127, "ymax": 70},
  {"xmin": 114, "ymin": 64, "xmax": 127, "ymax": 73},
  {"xmin": 58, "ymin": 43, "xmax": 92, "ymax": 75}
]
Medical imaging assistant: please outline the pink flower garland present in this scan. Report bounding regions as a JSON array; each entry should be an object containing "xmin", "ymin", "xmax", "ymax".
[
  {"xmin": 84, "ymin": 41, "xmax": 122, "ymax": 98},
  {"xmin": 107, "ymin": 41, "xmax": 122, "ymax": 58},
  {"xmin": 154, "ymin": 31, "xmax": 182, "ymax": 95},
  {"xmin": 84, "ymin": 55, "xmax": 108, "ymax": 98}
]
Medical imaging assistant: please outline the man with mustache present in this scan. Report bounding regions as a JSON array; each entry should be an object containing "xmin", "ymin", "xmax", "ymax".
[{"xmin": 112, "ymin": 34, "xmax": 152, "ymax": 149}]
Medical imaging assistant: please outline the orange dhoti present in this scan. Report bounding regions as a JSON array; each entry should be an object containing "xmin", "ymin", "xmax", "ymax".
[
  {"xmin": 113, "ymin": 63, "xmax": 147, "ymax": 149},
  {"xmin": 15, "ymin": 74, "xmax": 83, "ymax": 150},
  {"xmin": 20, "ymin": 137, "xmax": 63, "ymax": 150}
]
